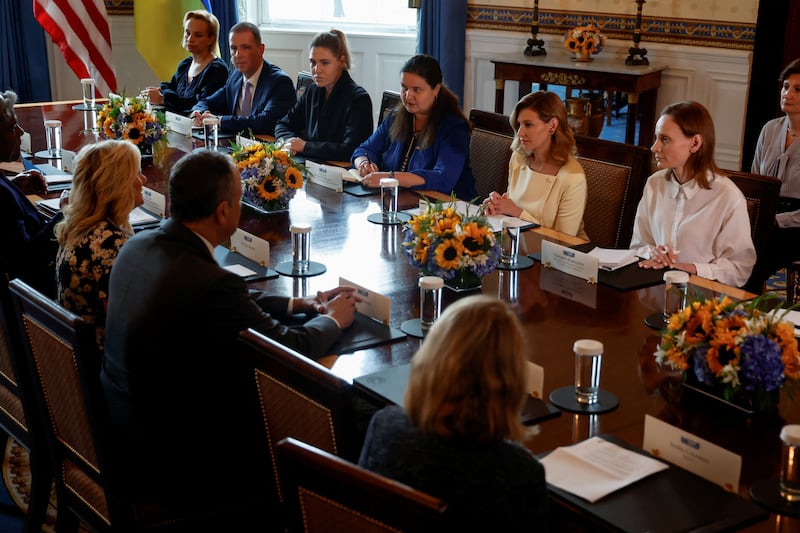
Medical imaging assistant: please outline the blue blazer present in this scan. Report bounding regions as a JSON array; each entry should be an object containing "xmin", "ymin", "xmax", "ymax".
[{"xmin": 192, "ymin": 59, "xmax": 296, "ymax": 135}]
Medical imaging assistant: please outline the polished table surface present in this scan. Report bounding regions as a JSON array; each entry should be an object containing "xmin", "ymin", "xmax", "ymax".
[
  {"xmin": 491, "ymin": 52, "xmax": 667, "ymax": 147},
  {"xmin": 16, "ymin": 101, "xmax": 800, "ymax": 532}
]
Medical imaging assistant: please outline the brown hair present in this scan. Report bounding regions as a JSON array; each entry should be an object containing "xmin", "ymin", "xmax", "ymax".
[
  {"xmin": 183, "ymin": 10, "xmax": 220, "ymax": 54},
  {"xmin": 309, "ymin": 29, "xmax": 351, "ymax": 70},
  {"xmin": 660, "ymin": 101, "xmax": 719, "ymax": 189},
  {"xmin": 509, "ymin": 91, "xmax": 575, "ymax": 165},
  {"xmin": 389, "ymin": 54, "xmax": 469, "ymax": 150},
  {"xmin": 404, "ymin": 295, "xmax": 529, "ymax": 444},
  {"xmin": 780, "ymin": 58, "xmax": 800, "ymax": 82},
  {"xmin": 229, "ymin": 21, "xmax": 262, "ymax": 45},
  {"xmin": 56, "ymin": 140, "xmax": 141, "ymax": 246}
]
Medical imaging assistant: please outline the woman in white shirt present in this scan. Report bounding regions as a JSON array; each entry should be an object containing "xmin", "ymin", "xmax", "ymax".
[
  {"xmin": 484, "ymin": 91, "xmax": 588, "ymax": 238},
  {"xmin": 631, "ymin": 101, "xmax": 755, "ymax": 288}
]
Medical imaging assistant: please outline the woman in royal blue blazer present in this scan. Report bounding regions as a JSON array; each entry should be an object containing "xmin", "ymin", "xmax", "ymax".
[{"xmin": 352, "ymin": 54, "xmax": 477, "ymax": 200}]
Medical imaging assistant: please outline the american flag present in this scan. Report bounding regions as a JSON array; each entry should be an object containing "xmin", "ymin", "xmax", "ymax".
[{"xmin": 33, "ymin": 0, "xmax": 117, "ymax": 96}]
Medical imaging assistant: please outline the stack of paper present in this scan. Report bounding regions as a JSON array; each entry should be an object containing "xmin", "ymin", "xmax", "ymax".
[{"xmin": 588, "ymin": 247, "xmax": 639, "ymax": 271}]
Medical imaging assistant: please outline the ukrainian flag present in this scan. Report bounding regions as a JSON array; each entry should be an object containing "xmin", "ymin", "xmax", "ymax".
[{"xmin": 135, "ymin": 0, "xmax": 215, "ymax": 82}]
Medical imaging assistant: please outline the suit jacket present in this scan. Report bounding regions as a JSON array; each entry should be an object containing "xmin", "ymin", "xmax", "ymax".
[
  {"xmin": 0, "ymin": 175, "xmax": 61, "ymax": 297},
  {"xmin": 101, "ymin": 218, "xmax": 340, "ymax": 507},
  {"xmin": 160, "ymin": 56, "xmax": 229, "ymax": 116},
  {"xmin": 191, "ymin": 59, "xmax": 296, "ymax": 135},
  {"xmin": 274, "ymin": 70, "xmax": 373, "ymax": 162}
]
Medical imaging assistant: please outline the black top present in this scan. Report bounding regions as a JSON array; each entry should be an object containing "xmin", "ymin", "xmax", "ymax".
[
  {"xmin": 0, "ymin": 175, "xmax": 61, "ymax": 297},
  {"xmin": 159, "ymin": 56, "xmax": 229, "ymax": 115},
  {"xmin": 275, "ymin": 70, "xmax": 373, "ymax": 162},
  {"xmin": 359, "ymin": 405, "xmax": 548, "ymax": 531}
]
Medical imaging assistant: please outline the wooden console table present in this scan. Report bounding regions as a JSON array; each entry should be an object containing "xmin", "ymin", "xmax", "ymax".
[{"xmin": 492, "ymin": 53, "xmax": 667, "ymax": 147}]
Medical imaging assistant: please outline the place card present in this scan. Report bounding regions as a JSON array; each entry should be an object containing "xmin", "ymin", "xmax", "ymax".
[
  {"xmin": 235, "ymin": 134, "xmax": 260, "ymax": 148},
  {"xmin": 230, "ymin": 228, "xmax": 269, "ymax": 266},
  {"xmin": 20, "ymin": 132, "xmax": 31, "ymax": 154},
  {"xmin": 223, "ymin": 263, "xmax": 257, "ymax": 278},
  {"xmin": 642, "ymin": 415, "xmax": 741, "ymax": 493},
  {"xmin": 539, "ymin": 266, "xmax": 597, "ymax": 308},
  {"xmin": 305, "ymin": 160, "xmax": 343, "ymax": 192},
  {"xmin": 541, "ymin": 240, "xmax": 599, "ymax": 283},
  {"xmin": 339, "ymin": 276, "xmax": 390, "ymax": 325},
  {"xmin": 141, "ymin": 187, "xmax": 166, "ymax": 218},
  {"xmin": 526, "ymin": 361, "xmax": 544, "ymax": 398},
  {"xmin": 166, "ymin": 111, "xmax": 192, "ymax": 136}
]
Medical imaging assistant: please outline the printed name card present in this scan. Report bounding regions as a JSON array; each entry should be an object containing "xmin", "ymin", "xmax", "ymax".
[
  {"xmin": 539, "ymin": 267, "xmax": 597, "ymax": 308},
  {"xmin": 230, "ymin": 228, "xmax": 269, "ymax": 266},
  {"xmin": 141, "ymin": 187, "xmax": 166, "ymax": 218},
  {"xmin": 526, "ymin": 362, "xmax": 544, "ymax": 398},
  {"xmin": 166, "ymin": 111, "xmax": 192, "ymax": 136},
  {"xmin": 642, "ymin": 415, "xmax": 741, "ymax": 492},
  {"xmin": 541, "ymin": 240, "xmax": 599, "ymax": 283},
  {"xmin": 339, "ymin": 277, "xmax": 391, "ymax": 325},
  {"xmin": 305, "ymin": 160, "xmax": 343, "ymax": 192},
  {"xmin": 235, "ymin": 135, "xmax": 260, "ymax": 148}
]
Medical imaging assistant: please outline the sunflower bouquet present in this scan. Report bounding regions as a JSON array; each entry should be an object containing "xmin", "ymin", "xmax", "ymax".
[
  {"xmin": 655, "ymin": 294, "xmax": 800, "ymax": 412},
  {"xmin": 564, "ymin": 24, "xmax": 605, "ymax": 56},
  {"xmin": 402, "ymin": 199, "xmax": 501, "ymax": 289},
  {"xmin": 231, "ymin": 141, "xmax": 304, "ymax": 212},
  {"xmin": 97, "ymin": 94, "xmax": 165, "ymax": 153}
]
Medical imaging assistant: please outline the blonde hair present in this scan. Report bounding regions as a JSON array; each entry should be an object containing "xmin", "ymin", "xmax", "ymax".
[
  {"xmin": 509, "ymin": 91, "xmax": 576, "ymax": 165},
  {"xmin": 184, "ymin": 10, "xmax": 220, "ymax": 54},
  {"xmin": 404, "ymin": 295, "xmax": 528, "ymax": 444},
  {"xmin": 309, "ymin": 29, "xmax": 351, "ymax": 70},
  {"xmin": 56, "ymin": 140, "xmax": 141, "ymax": 247}
]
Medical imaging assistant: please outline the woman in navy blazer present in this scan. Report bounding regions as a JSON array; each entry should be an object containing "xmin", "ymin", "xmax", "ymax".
[{"xmin": 352, "ymin": 54, "xmax": 477, "ymax": 200}]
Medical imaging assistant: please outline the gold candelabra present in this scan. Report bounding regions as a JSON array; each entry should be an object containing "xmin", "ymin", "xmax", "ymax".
[{"xmin": 626, "ymin": 0, "xmax": 649, "ymax": 65}]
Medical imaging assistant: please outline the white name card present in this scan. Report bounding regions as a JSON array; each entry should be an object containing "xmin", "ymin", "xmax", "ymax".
[
  {"xmin": 235, "ymin": 134, "xmax": 260, "ymax": 148},
  {"xmin": 526, "ymin": 362, "xmax": 544, "ymax": 399},
  {"xmin": 539, "ymin": 266, "xmax": 597, "ymax": 308},
  {"xmin": 305, "ymin": 160, "xmax": 343, "ymax": 192},
  {"xmin": 166, "ymin": 111, "xmax": 192, "ymax": 136},
  {"xmin": 141, "ymin": 187, "xmax": 166, "ymax": 218},
  {"xmin": 339, "ymin": 276, "xmax": 391, "ymax": 325},
  {"xmin": 541, "ymin": 240, "xmax": 599, "ymax": 283},
  {"xmin": 230, "ymin": 228, "xmax": 269, "ymax": 267},
  {"xmin": 643, "ymin": 415, "xmax": 741, "ymax": 493}
]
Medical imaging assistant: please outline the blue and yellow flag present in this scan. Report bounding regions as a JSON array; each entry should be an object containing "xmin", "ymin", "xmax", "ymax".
[{"xmin": 135, "ymin": 0, "xmax": 216, "ymax": 81}]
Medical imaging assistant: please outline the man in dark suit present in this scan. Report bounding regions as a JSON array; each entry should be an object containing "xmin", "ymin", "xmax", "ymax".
[
  {"xmin": 0, "ymin": 89, "xmax": 63, "ymax": 297},
  {"xmin": 101, "ymin": 149, "xmax": 358, "ymax": 522},
  {"xmin": 190, "ymin": 21, "xmax": 296, "ymax": 135}
]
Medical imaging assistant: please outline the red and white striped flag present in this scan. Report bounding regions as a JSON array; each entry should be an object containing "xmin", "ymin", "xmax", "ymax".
[{"xmin": 33, "ymin": 0, "xmax": 117, "ymax": 96}]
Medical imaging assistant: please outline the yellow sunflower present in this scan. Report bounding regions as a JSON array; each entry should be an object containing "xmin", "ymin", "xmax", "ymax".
[
  {"xmin": 285, "ymin": 166, "xmax": 303, "ymax": 189},
  {"xmin": 257, "ymin": 176, "xmax": 282, "ymax": 200},
  {"xmin": 460, "ymin": 221, "xmax": 489, "ymax": 256},
  {"xmin": 122, "ymin": 120, "xmax": 146, "ymax": 145},
  {"xmin": 434, "ymin": 238, "xmax": 464, "ymax": 270},
  {"xmin": 272, "ymin": 149, "xmax": 290, "ymax": 165}
]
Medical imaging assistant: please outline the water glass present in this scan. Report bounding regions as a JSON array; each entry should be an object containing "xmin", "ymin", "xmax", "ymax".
[
  {"xmin": 500, "ymin": 220, "xmax": 520, "ymax": 265},
  {"xmin": 663, "ymin": 270, "xmax": 689, "ymax": 321},
  {"xmin": 290, "ymin": 223, "xmax": 311, "ymax": 272},
  {"xmin": 574, "ymin": 339, "xmax": 603, "ymax": 404},
  {"xmin": 380, "ymin": 177, "xmax": 399, "ymax": 222},
  {"xmin": 44, "ymin": 120, "xmax": 62, "ymax": 158},
  {"xmin": 780, "ymin": 425, "xmax": 800, "ymax": 501},
  {"xmin": 419, "ymin": 276, "xmax": 444, "ymax": 331},
  {"xmin": 80, "ymin": 78, "xmax": 96, "ymax": 108},
  {"xmin": 203, "ymin": 117, "xmax": 219, "ymax": 150}
]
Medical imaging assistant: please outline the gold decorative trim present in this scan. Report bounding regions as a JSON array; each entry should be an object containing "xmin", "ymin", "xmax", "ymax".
[{"xmin": 541, "ymin": 72, "xmax": 586, "ymax": 86}]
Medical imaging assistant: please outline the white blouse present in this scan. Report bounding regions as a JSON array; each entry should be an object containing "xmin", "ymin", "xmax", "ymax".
[
  {"xmin": 630, "ymin": 169, "xmax": 756, "ymax": 287},
  {"xmin": 751, "ymin": 115, "xmax": 800, "ymax": 228}
]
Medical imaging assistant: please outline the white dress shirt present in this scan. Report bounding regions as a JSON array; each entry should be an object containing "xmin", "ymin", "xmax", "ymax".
[
  {"xmin": 751, "ymin": 115, "xmax": 800, "ymax": 227},
  {"xmin": 630, "ymin": 169, "xmax": 756, "ymax": 287}
]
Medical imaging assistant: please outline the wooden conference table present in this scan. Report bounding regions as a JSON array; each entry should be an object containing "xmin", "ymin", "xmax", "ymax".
[{"xmin": 17, "ymin": 101, "xmax": 800, "ymax": 532}]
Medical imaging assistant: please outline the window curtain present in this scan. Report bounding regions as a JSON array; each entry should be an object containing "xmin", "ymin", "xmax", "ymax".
[
  {"xmin": 209, "ymin": 0, "xmax": 238, "ymax": 68},
  {"xmin": 417, "ymin": 0, "xmax": 466, "ymax": 105},
  {"xmin": 0, "ymin": 2, "xmax": 52, "ymax": 102}
]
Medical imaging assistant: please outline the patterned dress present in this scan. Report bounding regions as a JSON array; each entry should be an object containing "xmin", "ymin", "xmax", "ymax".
[{"xmin": 56, "ymin": 221, "xmax": 130, "ymax": 351}]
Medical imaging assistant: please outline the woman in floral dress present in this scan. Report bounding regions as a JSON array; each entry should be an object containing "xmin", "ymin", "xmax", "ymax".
[{"xmin": 55, "ymin": 140, "xmax": 145, "ymax": 351}]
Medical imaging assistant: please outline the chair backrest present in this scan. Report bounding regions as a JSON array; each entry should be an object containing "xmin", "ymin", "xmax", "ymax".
[
  {"xmin": 296, "ymin": 71, "xmax": 314, "ymax": 100},
  {"xmin": 379, "ymin": 90, "xmax": 401, "ymax": 126},
  {"xmin": 8, "ymin": 278, "xmax": 115, "ymax": 531},
  {"xmin": 724, "ymin": 169, "xmax": 781, "ymax": 253},
  {"xmin": 277, "ymin": 437, "xmax": 447, "ymax": 533},
  {"xmin": 468, "ymin": 109, "xmax": 515, "ymax": 199},
  {"xmin": 575, "ymin": 134, "xmax": 652, "ymax": 249},
  {"xmin": 238, "ymin": 328, "xmax": 360, "ymax": 503}
]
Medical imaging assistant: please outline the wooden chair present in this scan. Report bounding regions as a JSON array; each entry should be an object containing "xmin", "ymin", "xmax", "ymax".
[
  {"xmin": 9, "ymin": 279, "xmax": 226, "ymax": 532},
  {"xmin": 276, "ymin": 437, "xmax": 447, "ymax": 533},
  {"xmin": 468, "ymin": 108, "xmax": 514, "ymax": 200},
  {"xmin": 296, "ymin": 71, "xmax": 314, "ymax": 100},
  {"xmin": 724, "ymin": 169, "xmax": 781, "ymax": 294},
  {"xmin": 574, "ymin": 134, "xmax": 652, "ymax": 249},
  {"xmin": 238, "ymin": 328, "xmax": 369, "ymax": 505},
  {"xmin": 378, "ymin": 90, "xmax": 401, "ymax": 126},
  {"xmin": 0, "ymin": 274, "xmax": 51, "ymax": 533}
]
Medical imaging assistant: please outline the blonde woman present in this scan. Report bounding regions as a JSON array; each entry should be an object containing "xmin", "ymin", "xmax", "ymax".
[
  {"xmin": 359, "ymin": 295, "xmax": 546, "ymax": 530},
  {"xmin": 55, "ymin": 140, "xmax": 146, "ymax": 350}
]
